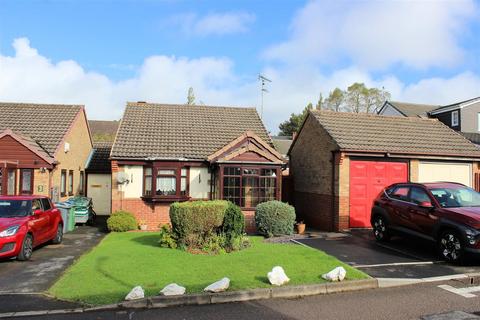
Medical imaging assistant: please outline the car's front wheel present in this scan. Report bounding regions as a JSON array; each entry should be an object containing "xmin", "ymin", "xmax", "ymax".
[
  {"xmin": 372, "ymin": 215, "xmax": 390, "ymax": 242},
  {"xmin": 17, "ymin": 234, "xmax": 33, "ymax": 261},
  {"xmin": 438, "ymin": 230, "xmax": 463, "ymax": 263},
  {"xmin": 52, "ymin": 223, "xmax": 63, "ymax": 244}
]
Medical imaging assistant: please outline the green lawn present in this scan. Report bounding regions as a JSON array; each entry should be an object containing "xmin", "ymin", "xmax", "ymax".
[{"xmin": 49, "ymin": 233, "xmax": 368, "ymax": 305}]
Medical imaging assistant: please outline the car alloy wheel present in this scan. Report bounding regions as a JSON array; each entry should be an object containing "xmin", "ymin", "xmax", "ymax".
[
  {"xmin": 19, "ymin": 234, "xmax": 33, "ymax": 261},
  {"xmin": 439, "ymin": 232, "xmax": 462, "ymax": 262},
  {"xmin": 373, "ymin": 216, "xmax": 388, "ymax": 241},
  {"xmin": 53, "ymin": 224, "xmax": 63, "ymax": 244}
]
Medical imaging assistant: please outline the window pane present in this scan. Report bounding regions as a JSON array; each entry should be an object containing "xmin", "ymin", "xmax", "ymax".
[
  {"xmin": 181, "ymin": 177, "xmax": 187, "ymax": 195},
  {"xmin": 8, "ymin": 170, "xmax": 15, "ymax": 195},
  {"xmin": 181, "ymin": 168, "xmax": 187, "ymax": 177},
  {"xmin": 243, "ymin": 168, "xmax": 259, "ymax": 175},
  {"xmin": 158, "ymin": 169, "xmax": 175, "ymax": 175},
  {"xmin": 224, "ymin": 167, "xmax": 240, "ymax": 176},
  {"xmin": 0, "ymin": 168, "xmax": 3, "ymax": 195},
  {"xmin": 145, "ymin": 176, "xmax": 152, "ymax": 196},
  {"xmin": 79, "ymin": 171, "xmax": 84, "ymax": 194},
  {"xmin": 68, "ymin": 171, "xmax": 74, "ymax": 194},
  {"xmin": 261, "ymin": 169, "xmax": 276, "ymax": 177},
  {"xmin": 21, "ymin": 170, "xmax": 32, "ymax": 193},
  {"xmin": 61, "ymin": 171, "xmax": 66, "ymax": 194},
  {"xmin": 145, "ymin": 167, "xmax": 152, "ymax": 176},
  {"xmin": 223, "ymin": 176, "xmax": 240, "ymax": 206},
  {"xmin": 41, "ymin": 198, "xmax": 51, "ymax": 210},
  {"xmin": 156, "ymin": 177, "xmax": 176, "ymax": 195}
]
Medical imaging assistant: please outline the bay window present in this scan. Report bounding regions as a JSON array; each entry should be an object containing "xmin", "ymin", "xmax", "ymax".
[
  {"xmin": 143, "ymin": 164, "xmax": 189, "ymax": 200},
  {"xmin": 222, "ymin": 166, "xmax": 278, "ymax": 208}
]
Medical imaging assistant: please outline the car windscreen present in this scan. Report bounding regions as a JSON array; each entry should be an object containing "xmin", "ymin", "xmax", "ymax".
[
  {"xmin": 430, "ymin": 187, "xmax": 480, "ymax": 208},
  {"xmin": 0, "ymin": 200, "xmax": 32, "ymax": 217}
]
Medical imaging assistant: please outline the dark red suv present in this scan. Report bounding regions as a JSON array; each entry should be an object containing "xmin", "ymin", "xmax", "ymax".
[
  {"xmin": 0, "ymin": 196, "xmax": 63, "ymax": 261},
  {"xmin": 371, "ymin": 182, "xmax": 480, "ymax": 263}
]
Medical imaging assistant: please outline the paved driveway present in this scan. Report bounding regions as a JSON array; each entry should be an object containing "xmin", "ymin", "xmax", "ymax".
[
  {"xmin": 299, "ymin": 230, "xmax": 480, "ymax": 279},
  {"xmin": 0, "ymin": 220, "xmax": 106, "ymax": 294}
]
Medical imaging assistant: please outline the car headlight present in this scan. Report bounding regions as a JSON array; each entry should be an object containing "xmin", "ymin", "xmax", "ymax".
[
  {"xmin": 465, "ymin": 229, "xmax": 478, "ymax": 245},
  {"xmin": 0, "ymin": 225, "xmax": 20, "ymax": 238}
]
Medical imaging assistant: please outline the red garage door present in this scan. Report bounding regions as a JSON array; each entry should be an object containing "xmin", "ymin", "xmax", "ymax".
[{"xmin": 349, "ymin": 160, "xmax": 408, "ymax": 228}]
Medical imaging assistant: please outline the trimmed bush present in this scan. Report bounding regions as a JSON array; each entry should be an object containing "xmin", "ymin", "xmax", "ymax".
[
  {"xmin": 107, "ymin": 211, "xmax": 138, "ymax": 232},
  {"xmin": 169, "ymin": 200, "xmax": 229, "ymax": 248},
  {"xmin": 255, "ymin": 201, "xmax": 296, "ymax": 237},
  {"xmin": 222, "ymin": 202, "xmax": 245, "ymax": 241},
  {"xmin": 158, "ymin": 224, "xmax": 177, "ymax": 249}
]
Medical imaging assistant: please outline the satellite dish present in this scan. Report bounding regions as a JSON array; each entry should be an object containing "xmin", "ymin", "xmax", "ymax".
[{"xmin": 116, "ymin": 172, "xmax": 129, "ymax": 184}]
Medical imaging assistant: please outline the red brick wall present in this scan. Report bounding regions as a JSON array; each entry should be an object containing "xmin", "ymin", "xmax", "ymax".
[
  {"xmin": 294, "ymin": 192, "xmax": 335, "ymax": 231},
  {"xmin": 111, "ymin": 198, "xmax": 170, "ymax": 230},
  {"xmin": 242, "ymin": 210, "xmax": 256, "ymax": 233}
]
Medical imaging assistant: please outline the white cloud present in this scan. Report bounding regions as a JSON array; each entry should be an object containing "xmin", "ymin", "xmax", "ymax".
[
  {"xmin": 170, "ymin": 11, "xmax": 255, "ymax": 36},
  {"xmin": 1, "ymin": 37, "xmax": 480, "ymax": 135},
  {"xmin": 264, "ymin": 0, "xmax": 477, "ymax": 70}
]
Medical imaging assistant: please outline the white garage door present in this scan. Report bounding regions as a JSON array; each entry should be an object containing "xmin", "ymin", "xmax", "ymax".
[
  {"xmin": 418, "ymin": 162, "xmax": 472, "ymax": 187},
  {"xmin": 87, "ymin": 173, "xmax": 111, "ymax": 215}
]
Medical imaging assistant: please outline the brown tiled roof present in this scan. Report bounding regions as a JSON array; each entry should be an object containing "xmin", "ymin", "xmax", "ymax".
[
  {"xmin": 87, "ymin": 142, "xmax": 112, "ymax": 173},
  {"xmin": 309, "ymin": 110, "xmax": 480, "ymax": 158},
  {"xmin": 386, "ymin": 101, "xmax": 439, "ymax": 117},
  {"xmin": 272, "ymin": 136, "xmax": 293, "ymax": 156},
  {"xmin": 111, "ymin": 102, "xmax": 272, "ymax": 160},
  {"xmin": 0, "ymin": 102, "xmax": 82, "ymax": 156},
  {"xmin": 88, "ymin": 120, "xmax": 120, "ymax": 142}
]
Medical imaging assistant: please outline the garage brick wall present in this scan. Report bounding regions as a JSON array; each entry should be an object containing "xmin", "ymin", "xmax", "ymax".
[
  {"xmin": 290, "ymin": 115, "xmax": 338, "ymax": 231},
  {"xmin": 336, "ymin": 155, "xmax": 350, "ymax": 231}
]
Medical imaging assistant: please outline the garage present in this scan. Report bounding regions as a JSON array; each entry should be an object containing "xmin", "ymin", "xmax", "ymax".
[
  {"xmin": 349, "ymin": 160, "xmax": 408, "ymax": 228},
  {"xmin": 418, "ymin": 162, "xmax": 472, "ymax": 187},
  {"xmin": 86, "ymin": 142, "xmax": 112, "ymax": 216}
]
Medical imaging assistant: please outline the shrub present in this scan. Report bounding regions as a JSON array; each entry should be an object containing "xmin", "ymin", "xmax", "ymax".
[
  {"xmin": 255, "ymin": 201, "xmax": 296, "ymax": 237},
  {"xmin": 158, "ymin": 224, "xmax": 177, "ymax": 249},
  {"xmin": 107, "ymin": 211, "xmax": 138, "ymax": 232},
  {"xmin": 169, "ymin": 200, "xmax": 229, "ymax": 248},
  {"xmin": 202, "ymin": 233, "xmax": 227, "ymax": 255},
  {"xmin": 222, "ymin": 202, "xmax": 245, "ymax": 245}
]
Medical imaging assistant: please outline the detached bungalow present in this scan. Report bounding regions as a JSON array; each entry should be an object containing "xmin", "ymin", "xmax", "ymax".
[
  {"xmin": 289, "ymin": 110, "xmax": 480, "ymax": 231},
  {"xmin": 110, "ymin": 102, "xmax": 284, "ymax": 230},
  {"xmin": 0, "ymin": 102, "xmax": 93, "ymax": 201}
]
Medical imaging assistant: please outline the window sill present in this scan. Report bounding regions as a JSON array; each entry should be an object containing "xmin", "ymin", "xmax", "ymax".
[{"xmin": 141, "ymin": 196, "xmax": 191, "ymax": 203}]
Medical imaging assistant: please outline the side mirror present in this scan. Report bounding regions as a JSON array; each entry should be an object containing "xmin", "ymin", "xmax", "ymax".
[
  {"xmin": 33, "ymin": 209, "xmax": 42, "ymax": 215},
  {"xmin": 419, "ymin": 201, "xmax": 434, "ymax": 209}
]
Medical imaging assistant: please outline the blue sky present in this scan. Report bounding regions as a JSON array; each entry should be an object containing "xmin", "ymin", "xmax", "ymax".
[{"xmin": 1, "ymin": 0, "xmax": 480, "ymax": 133}]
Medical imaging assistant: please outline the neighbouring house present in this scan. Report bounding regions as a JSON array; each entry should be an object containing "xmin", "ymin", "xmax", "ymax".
[
  {"xmin": 377, "ymin": 101, "xmax": 439, "ymax": 118},
  {"xmin": 378, "ymin": 97, "xmax": 480, "ymax": 145},
  {"xmin": 289, "ymin": 110, "xmax": 480, "ymax": 231},
  {"xmin": 85, "ymin": 120, "xmax": 120, "ymax": 216},
  {"xmin": 271, "ymin": 136, "xmax": 293, "ymax": 160},
  {"xmin": 271, "ymin": 136, "xmax": 294, "ymax": 204},
  {"xmin": 0, "ymin": 102, "xmax": 93, "ymax": 202},
  {"xmin": 110, "ymin": 102, "xmax": 284, "ymax": 231}
]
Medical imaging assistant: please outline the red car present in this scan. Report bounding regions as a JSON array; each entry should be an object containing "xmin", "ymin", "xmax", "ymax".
[
  {"xmin": 371, "ymin": 182, "xmax": 480, "ymax": 263},
  {"xmin": 0, "ymin": 196, "xmax": 63, "ymax": 261}
]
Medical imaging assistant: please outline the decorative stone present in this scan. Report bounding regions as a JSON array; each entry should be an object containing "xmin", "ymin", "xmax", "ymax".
[
  {"xmin": 267, "ymin": 266, "xmax": 290, "ymax": 286},
  {"xmin": 204, "ymin": 277, "xmax": 230, "ymax": 293},
  {"xmin": 160, "ymin": 283, "xmax": 186, "ymax": 296},
  {"xmin": 322, "ymin": 266, "xmax": 347, "ymax": 282},
  {"xmin": 125, "ymin": 286, "xmax": 145, "ymax": 300}
]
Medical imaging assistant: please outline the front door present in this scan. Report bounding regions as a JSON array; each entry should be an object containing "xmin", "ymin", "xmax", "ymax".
[{"xmin": 87, "ymin": 174, "xmax": 112, "ymax": 215}]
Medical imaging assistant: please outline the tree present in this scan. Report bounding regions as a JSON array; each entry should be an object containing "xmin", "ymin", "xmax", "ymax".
[
  {"xmin": 278, "ymin": 103, "xmax": 313, "ymax": 136},
  {"xmin": 345, "ymin": 82, "xmax": 366, "ymax": 113},
  {"xmin": 315, "ymin": 93, "xmax": 324, "ymax": 110},
  {"xmin": 325, "ymin": 88, "xmax": 345, "ymax": 112},
  {"xmin": 187, "ymin": 87, "xmax": 195, "ymax": 105}
]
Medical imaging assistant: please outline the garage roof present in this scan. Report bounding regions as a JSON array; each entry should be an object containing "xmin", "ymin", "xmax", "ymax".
[{"xmin": 308, "ymin": 110, "xmax": 480, "ymax": 158}]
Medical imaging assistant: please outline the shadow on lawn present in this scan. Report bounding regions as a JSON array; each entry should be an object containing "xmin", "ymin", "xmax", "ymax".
[
  {"xmin": 131, "ymin": 234, "xmax": 160, "ymax": 247},
  {"xmin": 254, "ymin": 275, "xmax": 270, "ymax": 285}
]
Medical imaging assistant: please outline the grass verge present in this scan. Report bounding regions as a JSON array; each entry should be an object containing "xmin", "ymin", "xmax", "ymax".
[{"xmin": 49, "ymin": 232, "xmax": 368, "ymax": 305}]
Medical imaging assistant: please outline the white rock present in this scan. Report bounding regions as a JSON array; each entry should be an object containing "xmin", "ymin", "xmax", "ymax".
[
  {"xmin": 267, "ymin": 266, "xmax": 290, "ymax": 286},
  {"xmin": 204, "ymin": 277, "xmax": 230, "ymax": 293},
  {"xmin": 322, "ymin": 266, "xmax": 347, "ymax": 282},
  {"xmin": 125, "ymin": 286, "xmax": 144, "ymax": 300},
  {"xmin": 160, "ymin": 283, "xmax": 186, "ymax": 296}
]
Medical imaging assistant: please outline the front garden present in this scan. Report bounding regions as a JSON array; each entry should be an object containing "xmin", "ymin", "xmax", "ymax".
[{"xmin": 49, "ymin": 200, "xmax": 368, "ymax": 305}]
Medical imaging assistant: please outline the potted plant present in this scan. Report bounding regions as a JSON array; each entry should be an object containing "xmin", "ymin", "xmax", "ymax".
[
  {"xmin": 139, "ymin": 220, "xmax": 148, "ymax": 231},
  {"xmin": 296, "ymin": 221, "xmax": 306, "ymax": 234}
]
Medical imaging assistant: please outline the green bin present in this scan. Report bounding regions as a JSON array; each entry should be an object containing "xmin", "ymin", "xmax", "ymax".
[{"xmin": 55, "ymin": 202, "xmax": 76, "ymax": 232}]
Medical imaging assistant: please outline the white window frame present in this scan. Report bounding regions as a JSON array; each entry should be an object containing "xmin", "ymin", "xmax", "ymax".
[{"xmin": 451, "ymin": 110, "xmax": 459, "ymax": 127}]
